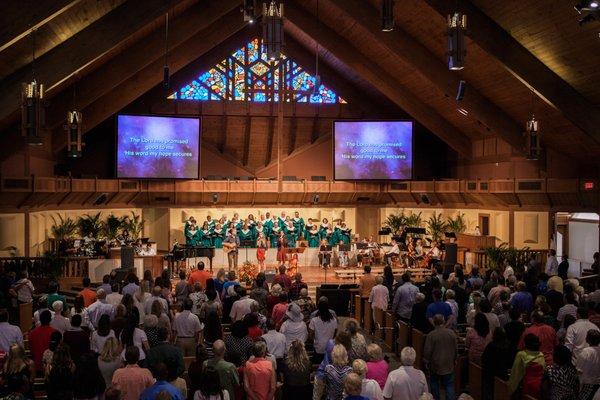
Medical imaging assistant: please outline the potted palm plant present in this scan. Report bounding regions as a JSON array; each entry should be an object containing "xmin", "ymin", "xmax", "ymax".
[
  {"xmin": 77, "ymin": 212, "xmax": 103, "ymax": 239},
  {"xmin": 405, "ymin": 212, "xmax": 422, "ymax": 228},
  {"xmin": 427, "ymin": 213, "xmax": 447, "ymax": 241},
  {"xmin": 384, "ymin": 213, "xmax": 407, "ymax": 235},
  {"xmin": 50, "ymin": 214, "xmax": 78, "ymax": 255},
  {"xmin": 122, "ymin": 211, "xmax": 145, "ymax": 239},
  {"xmin": 446, "ymin": 212, "xmax": 466, "ymax": 234},
  {"xmin": 102, "ymin": 214, "xmax": 126, "ymax": 243}
]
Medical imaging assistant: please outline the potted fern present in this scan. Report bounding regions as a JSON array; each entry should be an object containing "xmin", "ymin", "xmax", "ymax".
[
  {"xmin": 446, "ymin": 213, "xmax": 466, "ymax": 234},
  {"xmin": 103, "ymin": 214, "xmax": 126, "ymax": 243},
  {"xmin": 427, "ymin": 213, "xmax": 447, "ymax": 241},
  {"xmin": 405, "ymin": 212, "xmax": 422, "ymax": 228},
  {"xmin": 77, "ymin": 212, "xmax": 103, "ymax": 239},
  {"xmin": 384, "ymin": 213, "xmax": 407, "ymax": 235},
  {"xmin": 122, "ymin": 211, "xmax": 145, "ymax": 239},
  {"xmin": 50, "ymin": 214, "xmax": 78, "ymax": 255}
]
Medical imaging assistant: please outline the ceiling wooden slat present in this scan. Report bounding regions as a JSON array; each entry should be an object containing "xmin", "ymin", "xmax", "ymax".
[
  {"xmin": 286, "ymin": 0, "xmax": 472, "ymax": 158},
  {"xmin": 424, "ymin": 0, "xmax": 600, "ymax": 146},
  {"xmin": 326, "ymin": 0, "xmax": 524, "ymax": 152},
  {"xmin": 52, "ymin": 9, "xmax": 247, "ymax": 153},
  {"xmin": 45, "ymin": 0, "xmax": 240, "ymax": 131},
  {"xmin": 0, "ymin": 0, "xmax": 189, "ymax": 124}
]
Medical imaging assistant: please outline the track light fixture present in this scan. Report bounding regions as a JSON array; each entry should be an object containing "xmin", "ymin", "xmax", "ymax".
[
  {"xmin": 21, "ymin": 29, "xmax": 45, "ymax": 145},
  {"xmin": 263, "ymin": 0, "xmax": 284, "ymax": 61},
  {"xmin": 66, "ymin": 111, "xmax": 84, "ymax": 158},
  {"xmin": 525, "ymin": 115, "xmax": 541, "ymax": 160},
  {"xmin": 382, "ymin": 0, "xmax": 395, "ymax": 32},
  {"xmin": 242, "ymin": 0, "xmax": 256, "ymax": 23},
  {"xmin": 575, "ymin": 0, "xmax": 599, "ymax": 12},
  {"xmin": 447, "ymin": 12, "xmax": 467, "ymax": 70}
]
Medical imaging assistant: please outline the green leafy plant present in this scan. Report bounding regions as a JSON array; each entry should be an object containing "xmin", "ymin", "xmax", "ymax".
[
  {"xmin": 405, "ymin": 212, "xmax": 422, "ymax": 228},
  {"xmin": 77, "ymin": 212, "xmax": 103, "ymax": 239},
  {"xmin": 483, "ymin": 243, "xmax": 532, "ymax": 273},
  {"xmin": 122, "ymin": 211, "xmax": 145, "ymax": 239},
  {"xmin": 427, "ymin": 213, "xmax": 447, "ymax": 241},
  {"xmin": 446, "ymin": 212, "xmax": 466, "ymax": 234},
  {"xmin": 102, "ymin": 214, "xmax": 126, "ymax": 241},
  {"xmin": 384, "ymin": 213, "xmax": 407, "ymax": 235},
  {"xmin": 50, "ymin": 214, "xmax": 78, "ymax": 241}
]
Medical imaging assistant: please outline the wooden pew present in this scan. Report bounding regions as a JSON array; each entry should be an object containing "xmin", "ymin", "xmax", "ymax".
[
  {"xmin": 373, "ymin": 307, "xmax": 385, "ymax": 340},
  {"xmin": 384, "ymin": 312, "xmax": 394, "ymax": 350},
  {"xmin": 396, "ymin": 319, "xmax": 410, "ymax": 351},
  {"xmin": 364, "ymin": 302, "xmax": 372, "ymax": 333},
  {"xmin": 411, "ymin": 329, "xmax": 426, "ymax": 370},
  {"xmin": 354, "ymin": 295, "xmax": 362, "ymax": 322},
  {"xmin": 19, "ymin": 302, "xmax": 33, "ymax": 333},
  {"xmin": 469, "ymin": 361, "xmax": 483, "ymax": 400},
  {"xmin": 494, "ymin": 377, "xmax": 510, "ymax": 400}
]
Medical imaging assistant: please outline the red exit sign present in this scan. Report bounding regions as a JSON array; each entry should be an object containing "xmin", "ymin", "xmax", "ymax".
[{"xmin": 584, "ymin": 181, "xmax": 594, "ymax": 190}]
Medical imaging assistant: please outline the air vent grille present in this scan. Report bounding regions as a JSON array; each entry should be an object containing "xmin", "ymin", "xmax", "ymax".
[
  {"xmin": 467, "ymin": 182, "xmax": 477, "ymax": 190},
  {"xmin": 120, "ymin": 181, "xmax": 138, "ymax": 190},
  {"xmin": 3, "ymin": 179, "xmax": 29, "ymax": 189},
  {"xmin": 518, "ymin": 181, "xmax": 542, "ymax": 191},
  {"xmin": 390, "ymin": 182, "xmax": 408, "ymax": 190},
  {"xmin": 479, "ymin": 182, "xmax": 489, "ymax": 191}
]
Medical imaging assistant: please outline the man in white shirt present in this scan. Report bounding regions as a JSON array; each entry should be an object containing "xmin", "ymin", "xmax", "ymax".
[
  {"xmin": 144, "ymin": 286, "xmax": 169, "ymax": 315},
  {"xmin": 383, "ymin": 347, "xmax": 429, "ymax": 400},
  {"xmin": 229, "ymin": 287, "xmax": 257, "ymax": 322},
  {"xmin": 262, "ymin": 320, "xmax": 287, "ymax": 359},
  {"xmin": 86, "ymin": 288, "xmax": 115, "ymax": 329},
  {"xmin": 545, "ymin": 249, "xmax": 559, "ymax": 276},
  {"xmin": 384, "ymin": 239, "xmax": 400, "ymax": 266},
  {"xmin": 50, "ymin": 301, "xmax": 71, "ymax": 333},
  {"xmin": 369, "ymin": 276, "xmax": 390, "ymax": 317},
  {"xmin": 0, "ymin": 309, "xmax": 23, "ymax": 352},
  {"xmin": 566, "ymin": 307, "xmax": 600, "ymax": 363},
  {"xmin": 173, "ymin": 299, "xmax": 204, "ymax": 357},
  {"xmin": 106, "ymin": 283, "xmax": 123, "ymax": 307},
  {"xmin": 575, "ymin": 330, "xmax": 600, "ymax": 399}
]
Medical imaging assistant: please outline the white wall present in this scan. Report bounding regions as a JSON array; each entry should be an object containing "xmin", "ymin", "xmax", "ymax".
[{"xmin": 568, "ymin": 220, "xmax": 599, "ymax": 264}]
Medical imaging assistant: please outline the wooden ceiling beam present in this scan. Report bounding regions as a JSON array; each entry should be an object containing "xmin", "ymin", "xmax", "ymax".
[
  {"xmin": 286, "ymin": 1, "xmax": 472, "ymax": 158},
  {"xmin": 0, "ymin": 0, "xmax": 81, "ymax": 52},
  {"xmin": 424, "ymin": 0, "xmax": 600, "ymax": 145},
  {"xmin": 52, "ymin": 9, "xmax": 247, "ymax": 153},
  {"xmin": 0, "ymin": 0, "xmax": 189, "ymax": 124},
  {"xmin": 45, "ymin": 0, "xmax": 241, "ymax": 131},
  {"xmin": 326, "ymin": 0, "xmax": 524, "ymax": 151}
]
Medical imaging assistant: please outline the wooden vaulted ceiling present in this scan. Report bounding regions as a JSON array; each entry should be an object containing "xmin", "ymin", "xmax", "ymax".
[{"xmin": 1, "ymin": 0, "xmax": 600, "ymax": 171}]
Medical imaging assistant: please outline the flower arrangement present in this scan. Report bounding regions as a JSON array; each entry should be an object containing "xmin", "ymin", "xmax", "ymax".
[{"xmin": 239, "ymin": 261, "xmax": 259, "ymax": 286}]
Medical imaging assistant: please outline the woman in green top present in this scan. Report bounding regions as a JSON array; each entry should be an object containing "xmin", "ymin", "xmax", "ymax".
[
  {"xmin": 284, "ymin": 220, "xmax": 298, "ymax": 246},
  {"xmin": 270, "ymin": 222, "xmax": 283, "ymax": 248},
  {"xmin": 306, "ymin": 225, "xmax": 321, "ymax": 248},
  {"xmin": 238, "ymin": 222, "xmax": 255, "ymax": 247},
  {"xmin": 337, "ymin": 223, "xmax": 352, "ymax": 245},
  {"xmin": 508, "ymin": 333, "xmax": 546, "ymax": 398},
  {"xmin": 292, "ymin": 211, "xmax": 305, "ymax": 237},
  {"xmin": 212, "ymin": 223, "xmax": 226, "ymax": 248}
]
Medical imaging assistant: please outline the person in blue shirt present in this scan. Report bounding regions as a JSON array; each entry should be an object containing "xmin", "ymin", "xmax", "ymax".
[
  {"xmin": 140, "ymin": 362, "xmax": 184, "ymax": 400},
  {"xmin": 510, "ymin": 281, "xmax": 534, "ymax": 316},
  {"xmin": 426, "ymin": 289, "xmax": 454, "ymax": 328}
]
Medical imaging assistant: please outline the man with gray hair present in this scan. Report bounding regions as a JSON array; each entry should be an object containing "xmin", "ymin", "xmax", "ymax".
[
  {"xmin": 295, "ymin": 288, "xmax": 316, "ymax": 321},
  {"xmin": 144, "ymin": 286, "xmax": 168, "ymax": 315},
  {"xmin": 86, "ymin": 288, "xmax": 115, "ymax": 329},
  {"xmin": 424, "ymin": 314, "xmax": 457, "ymax": 400},
  {"xmin": 383, "ymin": 346, "xmax": 429, "ymax": 400},
  {"xmin": 203, "ymin": 339, "xmax": 239, "ymax": 399}
]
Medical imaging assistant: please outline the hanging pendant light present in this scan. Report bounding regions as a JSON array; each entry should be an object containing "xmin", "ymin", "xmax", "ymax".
[
  {"xmin": 21, "ymin": 29, "xmax": 46, "ymax": 145},
  {"xmin": 447, "ymin": 12, "xmax": 467, "ymax": 70},
  {"xmin": 242, "ymin": 0, "xmax": 256, "ymax": 23},
  {"xmin": 163, "ymin": 8, "xmax": 171, "ymax": 90},
  {"xmin": 525, "ymin": 89, "xmax": 541, "ymax": 160},
  {"xmin": 382, "ymin": 0, "xmax": 395, "ymax": 32},
  {"xmin": 263, "ymin": 0, "xmax": 284, "ymax": 61},
  {"xmin": 66, "ymin": 110, "xmax": 84, "ymax": 158}
]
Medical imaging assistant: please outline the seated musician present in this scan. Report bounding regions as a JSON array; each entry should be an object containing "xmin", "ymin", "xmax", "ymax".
[
  {"xmin": 384, "ymin": 239, "xmax": 400, "ymax": 266},
  {"xmin": 414, "ymin": 238, "xmax": 424, "ymax": 257},
  {"xmin": 139, "ymin": 243, "xmax": 156, "ymax": 256},
  {"xmin": 427, "ymin": 240, "xmax": 442, "ymax": 268},
  {"xmin": 336, "ymin": 241, "xmax": 349, "ymax": 268},
  {"xmin": 318, "ymin": 239, "xmax": 332, "ymax": 269},
  {"xmin": 223, "ymin": 229, "xmax": 240, "ymax": 270}
]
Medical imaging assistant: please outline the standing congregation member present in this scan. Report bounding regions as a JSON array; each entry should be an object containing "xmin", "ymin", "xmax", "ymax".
[
  {"xmin": 424, "ymin": 314, "xmax": 457, "ymax": 400},
  {"xmin": 203, "ymin": 340, "xmax": 240, "ymax": 400},
  {"xmin": 0, "ymin": 308, "xmax": 23, "ymax": 352},
  {"xmin": 369, "ymin": 276, "xmax": 390, "ymax": 320},
  {"xmin": 244, "ymin": 341, "xmax": 276, "ymax": 400},
  {"xmin": 282, "ymin": 340, "xmax": 312, "ymax": 400},
  {"xmin": 565, "ymin": 307, "xmax": 599, "ymax": 363},
  {"xmin": 392, "ymin": 273, "xmax": 419, "ymax": 322},
  {"xmin": 87, "ymin": 288, "xmax": 115, "ymax": 329},
  {"xmin": 29, "ymin": 310, "xmax": 56, "ymax": 373},
  {"xmin": 309, "ymin": 298, "xmax": 338, "ymax": 364},
  {"xmin": 173, "ymin": 298, "xmax": 204, "ymax": 357},
  {"xmin": 359, "ymin": 265, "xmax": 377, "ymax": 299},
  {"xmin": 574, "ymin": 330, "xmax": 600, "ymax": 400},
  {"xmin": 189, "ymin": 262, "xmax": 211, "ymax": 289},
  {"xmin": 382, "ymin": 347, "xmax": 429, "ymax": 400},
  {"xmin": 140, "ymin": 362, "xmax": 184, "ymax": 400}
]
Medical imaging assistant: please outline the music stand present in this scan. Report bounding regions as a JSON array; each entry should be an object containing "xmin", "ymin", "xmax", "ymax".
[{"xmin": 240, "ymin": 239, "xmax": 255, "ymax": 262}]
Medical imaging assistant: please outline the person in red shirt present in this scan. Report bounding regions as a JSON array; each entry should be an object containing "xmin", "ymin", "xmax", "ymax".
[
  {"xmin": 244, "ymin": 341, "xmax": 276, "ymax": 400},
  {"xmin": 271, "ymin": 292, "xmax": 289, "ymax": 328},
  {"xmin": 272, "ymin": 265, "xmax": 291, "ymax": 292},
  {"xmin": 518, "ymin": 310, "xmax": 558, "ymax": 365},
  {"xmin": 29, "ymin": 310, "xmax": 56, "ymax": 372},
  {"xmin": 79, "ymin": 277, "xmax": 97, "ymax": 308},
  {"xmin": 188, "ymin": 262, "xmax": 212, "ymax": 289}
]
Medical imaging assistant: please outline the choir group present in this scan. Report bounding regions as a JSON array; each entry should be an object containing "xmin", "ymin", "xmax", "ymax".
[{"xmin": 184, "ymin": 211, "xmax": 352, "ymax": 248}]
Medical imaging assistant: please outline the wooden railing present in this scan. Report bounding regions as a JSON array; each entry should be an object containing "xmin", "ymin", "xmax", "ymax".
[{"xmin": 0, "ymin": 256, "xmax": 89, "ymax": 280}]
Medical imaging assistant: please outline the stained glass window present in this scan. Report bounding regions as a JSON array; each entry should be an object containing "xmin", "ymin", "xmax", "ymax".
[{"xmin": 168, "ymin": 38, "xmax": 346, "ymax": 104}]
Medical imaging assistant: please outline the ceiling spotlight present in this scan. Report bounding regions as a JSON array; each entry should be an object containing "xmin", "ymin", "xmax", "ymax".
[
  {"xmin": 382, "ymin": 0, "xmax": 395, "ymax": 32},
  {"xmin": 263, "ymin": 1, "xmax": 284, "ymax": 61},
  {"xmin": 457, "ymin": 107, "xmax": 469, "ymax": 116},
  {"xmin": 212, "ymin": 193, "xmax": 219, "ymax": 204},
  {"xmin": 447, "ymin": 12, "xmax": 467, "ymax": 70},
  {"xmin": 575, "ymin": 0, "xmax": 599, "ymax": 12},
  {"xmin": 242, "ymin": 0, "xmax": 256, "ymax": 22}
]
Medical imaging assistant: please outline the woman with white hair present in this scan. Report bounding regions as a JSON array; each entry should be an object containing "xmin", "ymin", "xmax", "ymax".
[
  {"xmin": 352, "ymin": 359, "xmax": 383, "ymax": 400},
  {"xmin": 49, "ymin": 301, "xmax": 70, "ymax": 333},
  {"xmin": 325, "ymin": 344, "xmax": 353, "ymax": 400},
  {"xmin": 382, "ymin": 347, "xmax": 429, "ymax": 400}
]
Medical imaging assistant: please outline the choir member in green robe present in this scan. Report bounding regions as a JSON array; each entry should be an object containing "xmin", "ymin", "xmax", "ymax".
[
  {"xmin": 263, "ymin": 213, "xmax": 274, "ymax": 237},
  {"xmin": 206, "ymin": 215, "xmax": 216, "ymax": 230},
  {"xmin": 199, "ymin": 222, "xmax": 213, "ymax": 247},
  {"xmin": 292, "ymin": 211, "xmax": 305, "ymax": 239},
  {"xmin": 184, "ymin": 217, "xmax": 199, "ymax": 246},
  {"xmin": 219, "ymin": 215, "xmax": 229, "ymax": 230},
  {"xmin": 238, "ymin": 222, "xmax": 255, "ymax": 247},
  {"xmin": 319, "ymin": 218, "xmax": 331, "ymax": 238},
  {"xmin": 247, "ymin": 214, "xmax": 257, "ymax": 230},
  {"xmin": 284, "ymin": 221, "xmax": 298, "ymax": 246},
  {"xmin": 304, "ymin": 218, "xmax": 315, "ymax": 240},
  {"xmin": 270, "ymin": 222, "xmax": 283, "ymax": 248},
  {"xmin": 337, "ymin": 222, "xmax": 352, "ymax": 245},
  {"xmin": 278, "ymin": 211, "xmax": 287, "ymax": 228},
  {"xmin": 212, "ymin": 224, "xmax": 225, "ymax": 248},
  {"xmin": 254, "ymin": 222, "xmax": 266, "ymax": 243},
  {"xmin": 307, "ymin": 225, "xmax": 321, "ymax": 248}
]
